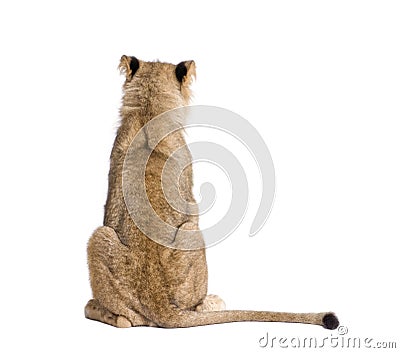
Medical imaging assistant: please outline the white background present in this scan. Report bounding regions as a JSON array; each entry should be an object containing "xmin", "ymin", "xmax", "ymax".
[{"xmin": 1, "ymin": 1, "xmax": 399, "ymax": 352}]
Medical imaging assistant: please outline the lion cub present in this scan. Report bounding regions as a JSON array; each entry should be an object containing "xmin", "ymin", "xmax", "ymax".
[{"xmin": 85, "ymin": 56, "xmax": 339, "ymax": 330}]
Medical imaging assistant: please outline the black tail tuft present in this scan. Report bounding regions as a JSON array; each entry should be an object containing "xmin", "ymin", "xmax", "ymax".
[{"xmin": 322, "ymin": 313, "xmax": 339, "ymax": 330}]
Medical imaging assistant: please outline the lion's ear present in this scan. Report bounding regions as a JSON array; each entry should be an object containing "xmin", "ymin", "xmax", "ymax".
[
  {"xmin": 119, "ymin": 55, "xmax": 140, "ymax": 80},
  {"xmin": 175, "ymin": 60, "xmax": 196, "ymax": 85}
]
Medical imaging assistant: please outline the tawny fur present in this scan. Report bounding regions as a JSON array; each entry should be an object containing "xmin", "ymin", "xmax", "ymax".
[{"xmin": 85, "ymin": 56, "xmax": 339, "ymax": 330}]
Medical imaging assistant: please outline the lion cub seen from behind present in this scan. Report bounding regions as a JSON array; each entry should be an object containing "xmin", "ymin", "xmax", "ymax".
[{"xmin": 85, "ymin": 56, "xmax": 339, "ymax": 330}]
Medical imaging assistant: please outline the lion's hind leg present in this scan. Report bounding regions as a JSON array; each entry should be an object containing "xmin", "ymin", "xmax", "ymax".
[
  {"xmin": 196, "ymin": 294, "xmax": 226, "ymax": 312},
  {"xmin": 85, "ymin": 299, "xmax": 132, "ymax": 328},
  {"xmin": 86, "ymin": 226, "xmax": 156, "ymax": 328}
]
